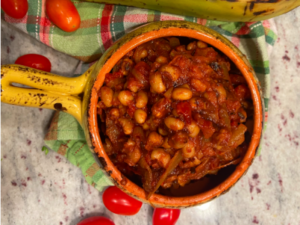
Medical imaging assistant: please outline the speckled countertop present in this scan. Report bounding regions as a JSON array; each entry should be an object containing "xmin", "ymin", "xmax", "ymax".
[{"xmin": 1, "ymin": 8, "xmax": 300, "ymax": 225}]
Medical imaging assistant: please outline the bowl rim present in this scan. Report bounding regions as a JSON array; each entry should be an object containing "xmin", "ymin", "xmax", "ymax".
[{"xmin": 88, "ymin": 21, "xmax": 263, "ymax": 208}]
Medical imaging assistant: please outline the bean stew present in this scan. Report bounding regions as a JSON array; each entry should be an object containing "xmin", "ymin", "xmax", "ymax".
[{"xmin": 97, "ymin": 37, "xmax": 253, "ymax": 196}]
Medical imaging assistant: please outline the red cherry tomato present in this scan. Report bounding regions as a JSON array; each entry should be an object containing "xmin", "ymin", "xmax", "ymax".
[
  {"xmin": 15, "ymin": 54, "xmax": 51, "ymax": 72},
  {"xmin": 1, "ymin": 0, "xmax": 28, "ymax": 19},
  {"xmin": 46, "ymin": 0, "xmax": 80, "ymax": 32},
  {"xmin": 153, "ymin": 208, "xmax": 181, "ymax": 225},
  {"xmin": 102, "ymin": 186, "xmax": 142, "ymax": 216},
  {"xmin": 78, "ymin": 216, "xmax": 115, "ymax": 225}
]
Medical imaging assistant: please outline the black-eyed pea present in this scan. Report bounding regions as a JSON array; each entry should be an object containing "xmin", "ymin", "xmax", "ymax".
[
  {"xmin": 187, "ymin": 41, "xmax": 197, "ymax": 51},
  {"xmin": 118, "ymin": 118, "xmax": 134, "ymax": 135},
  {"xmin": 109, "ymin": 108, "xmax": 120, "ymax": 120},
  {"xmin": 100, "ymin": 86, "xmax": 113, "ymax": 107},
  {"xmin": 118, "ymin": 104, "xmax": 127, "ymax": 116},
  {"xmin": 180, "ymin": 157, "xmax": 201, "ymax": 169},
  {"xmin": 134, "ymin": 109, "xmax": 147, "ymax": 124},
  {"xmin": 160, "ymin": 65, "xmax": 180, "ymax": 81},
  {"xmin": 191, "ymin": 78, "xmax": 207, "ymax": 92},
  {"xmin": 238, "ymin": 107, "xmax": 247, "ymax": 123},
  {"xmin": 182, "ymin": 139, "xmax": 196, "ymax": 158},
  {"xmin": 186, "ymin": 121, "xmax": 200, "ymax": 137},
  {"xmin": 178, "ymin": 174, "xmax": 187, "ymax": 186},
  {"xmin": 132, "ymin": 126, "xmax": 145, "ymax": 142},
  {"xmin": 164, "ymin": 116, "xmax": 185, "ymax": 131},
  {"xmin": 241, "ymin": 100, "xmax": 250, "ymax": 109},
  {"xmin": 169, "ymin": 37, "xmax": 180, "ymax": 48},
  {"xmin": 229, "ymin": 124, "xmax": 247, "ymax": 147},
  {"xmin": 151, "ymin": 98, "xmax": 171, "ymax": 119},
  {"xmin": 133, "ymin": 46, "xmax": 148, "ymax": 63},
  {"xmin": 176, "ymin": 45, "xmax": 186, "ymax": 52},
  {"xmin": 162, "ymin": 137, "xmax": 171, "ymax": 148},
  {"xmin": 124, "ymin": 138, "xmax": 136, "ymax": 149},
  {"xmin": 125, "ymin": 147, "xmax": 141, "ymax": 166},
  {"xmin": 148, "ymin": 132, "xmax": 163, "ymax": 146},
  {"xmin": 118, "ymin": 90, "xmax": 134, "ymax": 106},
  {"xmin": 120, "ymin": 58, "xmax": 134, "ymax": 75},
  {"xmin": 168, "ymin": 131, "xmax": 188, "ymax": 149},
  {"xmin": 197, "ymin": 41, "xmax": 208, "ymax": 48},
  {"xmin": 158, "ymin": 127, "xmax": 168, "ymax": 136},
  {"xmin": 145, "ymin": 131, "xmax": 164, "ymax": 150},
  {"xmin": 172, "ymin": 87, "xmax": 193, "ymax": 100},
  {"xmin": 149, "ymin": 72, "xmax": 166, "ymax": 93},
  {"xmin": 155, "ymin": 56, "xmax": 168, "ymax": 64},
  {"xmin": 142, "ymin": 116, "xmax": 153, "ymax": 130},
  {"xmin": 127, "ymin": 79, "xmax": 140, "ymax": 93},
  {"xmin": 136, "ymin": 91, "xmax": 148, "ymax": 108},
  {"xmin": 164, "ymin": 87, "xmax": 173, "ymax": 99},
  {"xmin": 151, "ymin": 148, "xmax": 171, "ymax": 168}
]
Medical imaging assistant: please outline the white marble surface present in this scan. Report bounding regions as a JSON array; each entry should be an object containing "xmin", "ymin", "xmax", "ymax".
[{"xmin": 1, "ymin": 7, "xmax": 300, "ymax": 225}]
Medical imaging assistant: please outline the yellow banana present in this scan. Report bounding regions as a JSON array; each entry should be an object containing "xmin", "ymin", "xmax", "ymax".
[{"xmin": 83, "ymin": 0, "xmax": 300, "ymax": 22}]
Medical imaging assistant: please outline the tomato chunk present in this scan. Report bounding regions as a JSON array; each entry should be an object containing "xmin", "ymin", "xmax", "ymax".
[{"xmin": 176, "ymin": 101, "xmax": 192, "ymax": 124}]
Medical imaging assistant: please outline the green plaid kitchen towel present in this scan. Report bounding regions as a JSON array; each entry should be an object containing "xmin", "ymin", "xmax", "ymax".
[{"xmin": 2, "ymin": 0, "xmax": 277, "ymax": 191}]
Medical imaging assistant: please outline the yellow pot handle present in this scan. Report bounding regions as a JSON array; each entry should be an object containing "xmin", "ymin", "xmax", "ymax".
[{"xmin": 1, "ymin": 64, "xmax": 95, "ymax": 123}]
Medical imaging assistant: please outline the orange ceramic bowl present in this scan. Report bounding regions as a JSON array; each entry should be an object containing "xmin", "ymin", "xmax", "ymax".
[{"xmin": 88, "ymin": 21, "xmax": 263, "ymax": 208}]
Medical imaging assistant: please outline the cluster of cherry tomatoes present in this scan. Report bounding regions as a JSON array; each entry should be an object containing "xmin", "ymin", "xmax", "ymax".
[
  {"xmin": 78, "ymin": 186, "xmax": 180, "ymax": 225},
  {"xmin": 1, "ymin": 0, "xmax": 80, "ymax": 32}
]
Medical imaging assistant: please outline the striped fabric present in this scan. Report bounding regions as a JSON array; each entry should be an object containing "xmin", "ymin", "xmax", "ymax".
[
  {"xmin": 44, "ymin": 111, "xmax": 113, "ymax": 190},
  {"xmin": 2, "ymin": 0, "xmax": 277, "ymax": 191}
]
